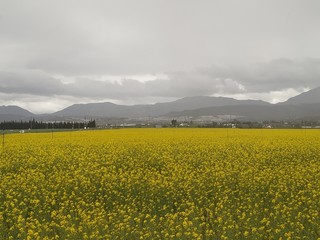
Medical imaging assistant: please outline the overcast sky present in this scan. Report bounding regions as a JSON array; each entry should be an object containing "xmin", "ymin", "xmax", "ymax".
[{"xmin": 1, "ymin": 0, "xmax": 320, "ymax": 113}]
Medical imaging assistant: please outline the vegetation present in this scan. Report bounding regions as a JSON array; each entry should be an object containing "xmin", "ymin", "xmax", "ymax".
[
  {"xmin": 0, "ymin": 119, "xmax": 96, "ymax": 130},
  {"xmin": 0, "ymin": 129, "xmax": 319, "ymax": 239}
]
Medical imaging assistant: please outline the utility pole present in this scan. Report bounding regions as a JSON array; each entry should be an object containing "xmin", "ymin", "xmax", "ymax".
[{"xmin": 2, "ymin": 129, "xmax": 4, "ymax": 151}]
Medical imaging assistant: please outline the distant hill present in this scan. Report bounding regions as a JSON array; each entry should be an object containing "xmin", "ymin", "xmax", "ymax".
[
  {"xmin": 280, "ymin": 87, "xmax": 320, "ymax": 105},
  {"xmin": 2, "ymin": 86, "xmax": 320, "ymax": 123},
  {"xmin": 0, "ymin": 105, "xmax": 35, "ymax": 121},
  {"xmin": 138, "ymin": 96, "xmax": 269, "ymax": 116},
  {"xmin": 53, "ymin": 102, "xmax": 135, "ymax": 118},
  {"xmin": 165, "ymin": 103, "xmax": 320, "ymax": 121},
  {"xmin": 53, "ymin": 96, "xmax": 270, "ymax": 118}
]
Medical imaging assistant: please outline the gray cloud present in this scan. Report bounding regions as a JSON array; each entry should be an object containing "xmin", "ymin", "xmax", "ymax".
[
  {"xmin": 198, "ymin": 58, "xmax": 320, "ymax": 93},
  {"xmin": 1, "ymin": 59, "xmax": 319, "ymax": 102},
  {"xmin": 0, "ymin": 70, "xmax": 65, "ymax": 95},
  {"xmin": 1, "ymin": 0, "xmax": 320, "ymax": 75},
  {"xmin": 1, "ymin": 0, "xmax": 320, "ymax": 112}
]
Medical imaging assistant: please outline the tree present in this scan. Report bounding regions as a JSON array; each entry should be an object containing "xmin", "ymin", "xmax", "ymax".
[{"xmin": 171, "ymin": 119, "xmax": 178, "ymax": 127}]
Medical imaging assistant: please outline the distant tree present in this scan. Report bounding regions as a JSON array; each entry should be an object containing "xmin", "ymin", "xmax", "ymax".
[
  {"xmin": 212, "ymin": 121, "xmax": 218, "ymax": 128},
  {"xmin": 171, "ymin": 119, "xmax": 178, "ymax": 127},
  {"xmin": 0, "ymin": 119, "xmax": 96, "ymax": 130},
  {"xmin": 87, "ymin": 119, "xmax": 96, "ymax": 128}
]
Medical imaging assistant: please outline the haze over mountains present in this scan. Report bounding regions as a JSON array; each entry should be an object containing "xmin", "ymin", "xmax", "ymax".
[
  {"xmin": 1, "ymin": 87, "xmax": 320, "ymax": 122},
  {"xmin": 166, "ymin": 87, "xmax": 320, "ymax": 121},
  {"xmin": 53, "ymin": 96, "xmax": 269, "ymax": 118},
  {"xmin": 278, "ymin": 87, "xmax": 320, "ymax": 105}
]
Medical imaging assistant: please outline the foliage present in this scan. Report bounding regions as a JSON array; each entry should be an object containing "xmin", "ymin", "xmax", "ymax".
[
  {"xmin": 0, "ymin": 119, "xmax": 96, "ymax": 130},
  {"xmin": 0, "ymin": 129, "xmax": 319, "ymax": 239}
]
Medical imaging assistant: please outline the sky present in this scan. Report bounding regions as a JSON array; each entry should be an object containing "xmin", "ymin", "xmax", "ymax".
[{"xmin": 1, "ymin": 0, "xmax": 320, "ymax": 113}]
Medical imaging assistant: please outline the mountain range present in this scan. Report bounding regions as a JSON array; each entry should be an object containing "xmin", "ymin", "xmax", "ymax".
[
  {"xmin": 0, "ymin": 105, "xmax": 35, "ymax": 121},
  {"xmin": 1, "ymin": 87, "xmax": 320, "ymax": 122},
  {"xmin": 53, "ymin": 96, "xmax": 269, "ymax": 118}
]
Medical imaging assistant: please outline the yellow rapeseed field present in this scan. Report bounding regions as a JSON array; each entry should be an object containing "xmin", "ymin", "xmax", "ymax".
[{"xmin": 0, "ymin": 128, "xmax": 319, "ymax": 239}]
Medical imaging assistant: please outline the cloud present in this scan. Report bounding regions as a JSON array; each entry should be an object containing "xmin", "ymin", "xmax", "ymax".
[
  {"xmin": 0, "ymin": 70, "xmax": 65, "ymax": 96},
  {"xmin": 212, "ymin": 88, "xmax": 310, "ymax": 104},
  {"xmin": 0, "ymin": 68, "xmax": 246, "ymax": 100},
  {"xmin": 198, "ymin": 58, "xmax": 320, "ymax": 93},
  {"xmin": 1, "ymin": 58, "xmax": 319, "ymax": 105},
  {"xmin": 1, "ymin": 1, "xmax": 320, "ymax": 112},
  {"xmin": 1, "ymin": 0, "xmax": 320, "ymax": 76}
]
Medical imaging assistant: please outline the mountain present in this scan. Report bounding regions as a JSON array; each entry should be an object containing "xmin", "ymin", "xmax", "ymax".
[
  {"xmin": 166, "ymin": 103, "xmax": 320, "ymax": 121},
  {"xmin": 53, "ymin": 102, "xmax": 135, "ymax": 118},
  {"xmin": 53, "ymin": 96, "xmax": 270, "ymax": 118},
  {"xmin": 280, "ymin": 87, "xmax": 320, "ymax": 105},
  {"xmin": 138, "ymin": 96, "xmax": 269, "ymax": 116},
  {"xmin": 0, "ymin": 105, "xmax": 35, "ymax": 121},
  {"xmin": 2, "ymin": 87, "xmax": 320, "ymax": 123},
  {"xmin": 164, "ymin": 87, "xmax": 320, "ymax": 121}
]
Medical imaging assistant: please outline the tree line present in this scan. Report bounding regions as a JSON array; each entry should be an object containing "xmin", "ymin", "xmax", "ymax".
[{"xmin": 0, "ymin": 119, "xmax": 96, "ymax": 130}]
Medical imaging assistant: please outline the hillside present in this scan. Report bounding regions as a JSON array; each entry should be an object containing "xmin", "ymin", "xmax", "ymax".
[
  {"xmin": 166, "ymin": 103, "xmax": 320, "ymax": 121},
  {"xmin": 280, "ymin": 87, "xmax": 320, "ymax": 105},
  {"xmin": 53, "ymin": 96, "xmax": 270, "ymax": 118},
  {"xmin": 1, "ymin": 86, "xmax": 320, "ymax": 122},
  {"xmin": 0, "ymin": 105, "xmax": 35, "ymax": 121}
]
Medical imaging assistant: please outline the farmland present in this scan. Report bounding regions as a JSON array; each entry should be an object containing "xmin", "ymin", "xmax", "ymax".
[{"xmin": 0, "ymin": 129, "xmax": 319, "ymax": 239}]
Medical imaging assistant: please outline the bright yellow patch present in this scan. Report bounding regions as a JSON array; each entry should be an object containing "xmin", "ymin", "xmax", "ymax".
[{"xmin": 0, "ymin": 128, "xmax": 319, "ymax": 239}]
